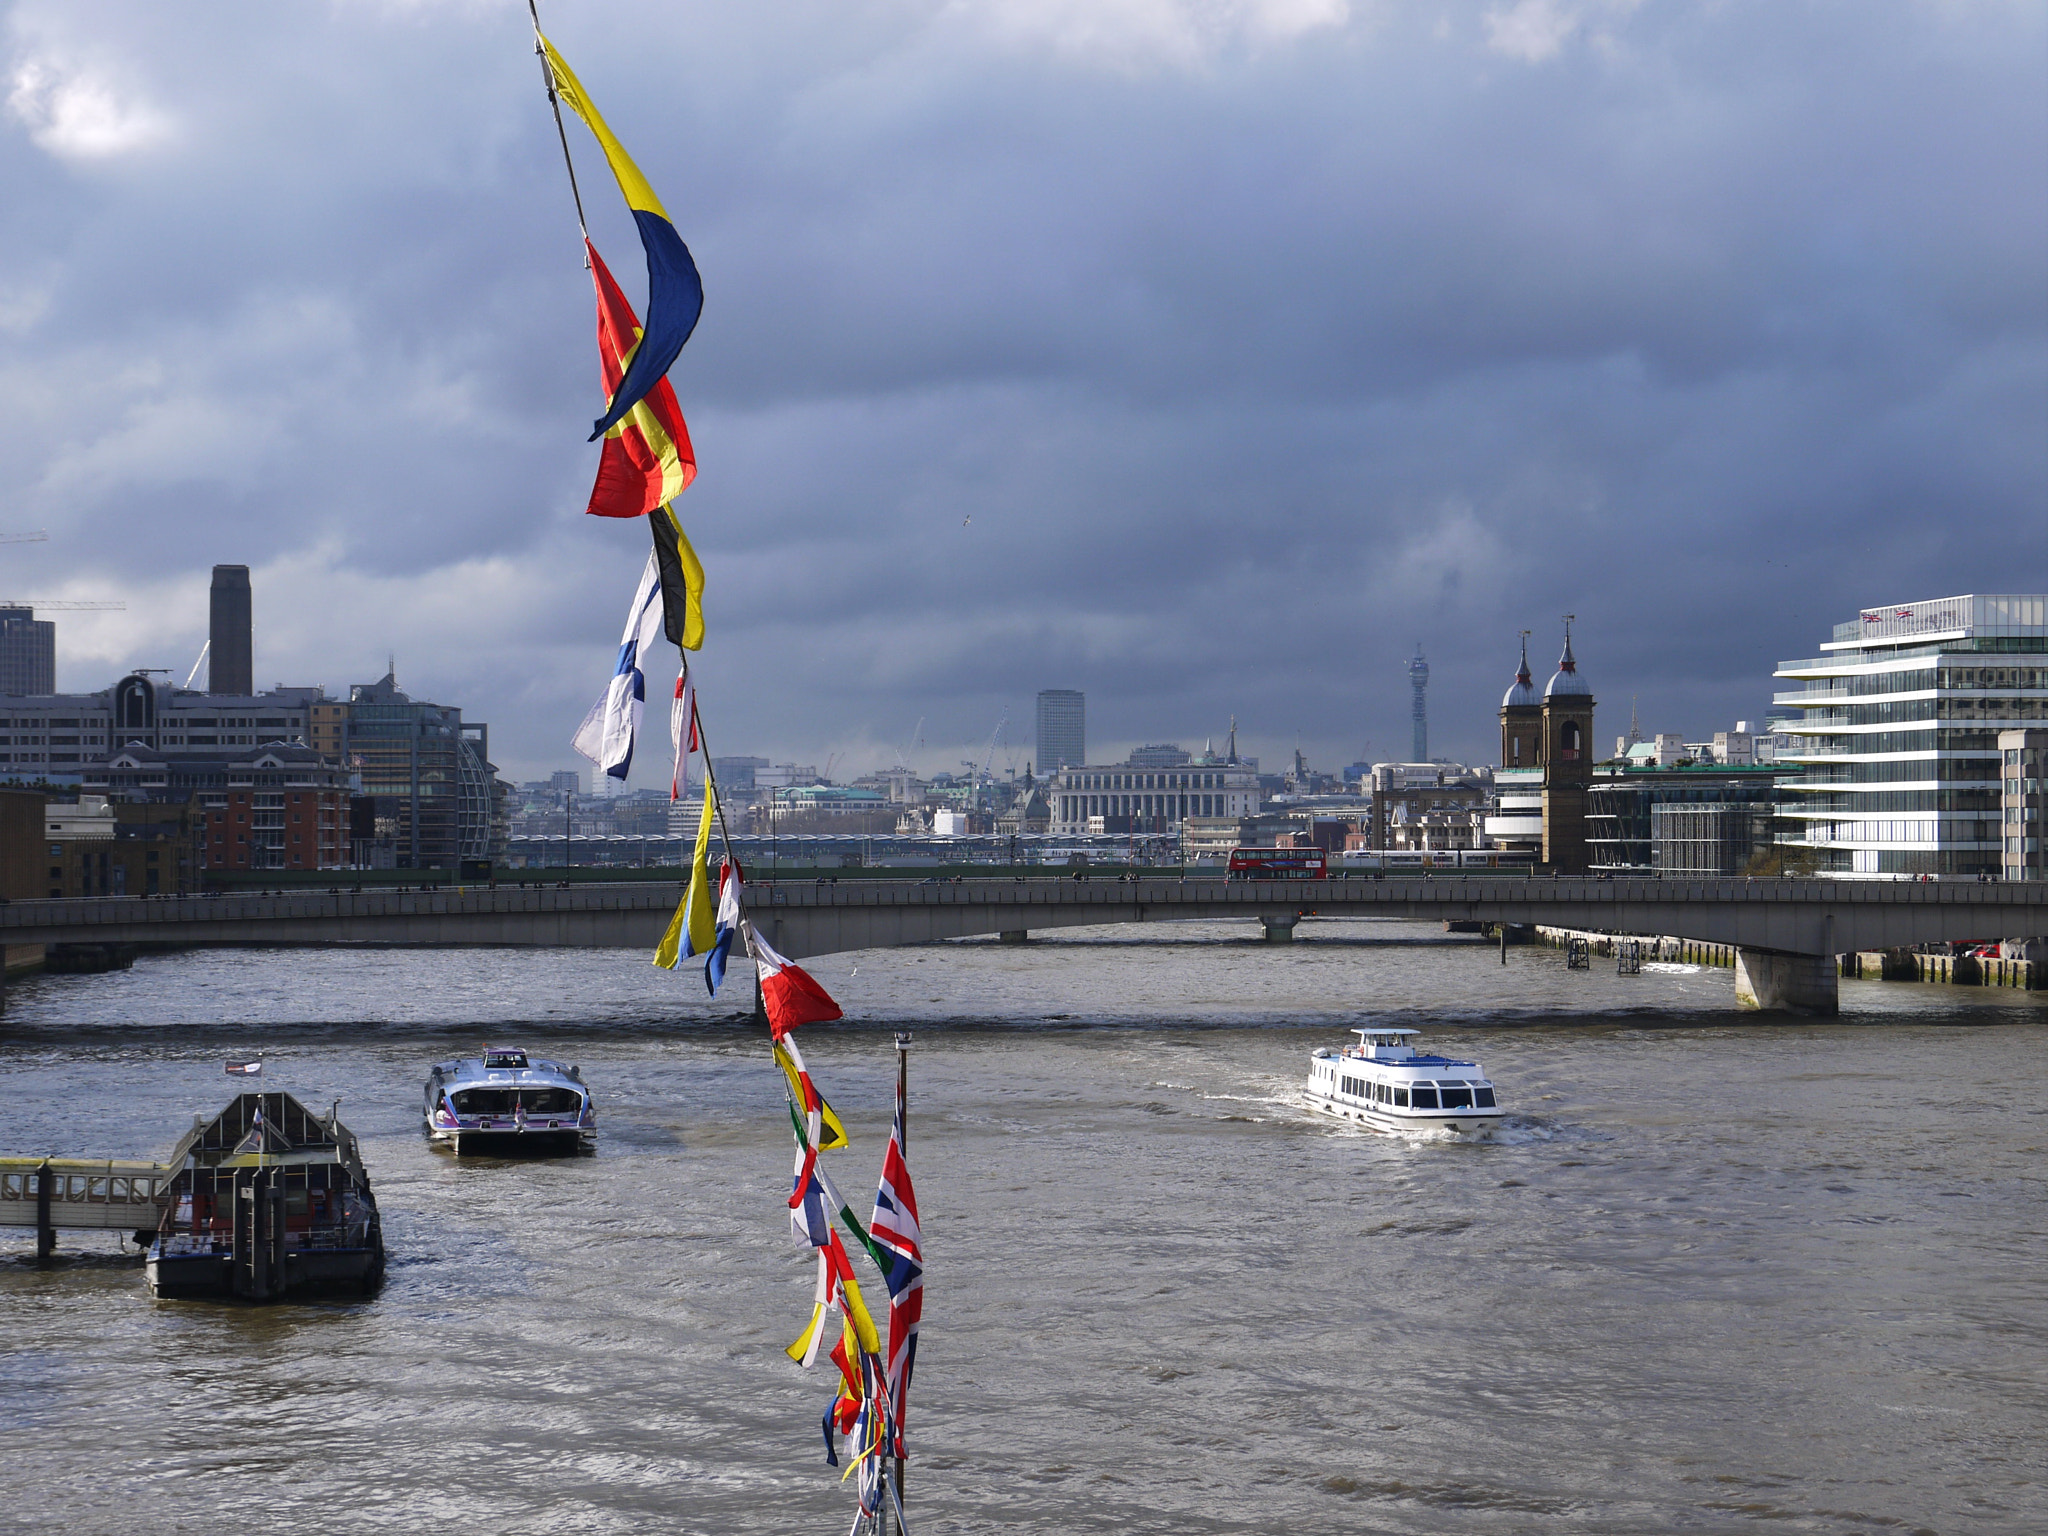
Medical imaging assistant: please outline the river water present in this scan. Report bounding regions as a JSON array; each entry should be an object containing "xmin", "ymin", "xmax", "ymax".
[{"xmin": 2, "ymin": 919, "xmax": 2044, "ymax": 1534}]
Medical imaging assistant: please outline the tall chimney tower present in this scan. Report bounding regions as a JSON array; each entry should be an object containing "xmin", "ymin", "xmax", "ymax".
[{"xmin": 209, "ymin": 565, "xmax": 252, "ymax": 695}]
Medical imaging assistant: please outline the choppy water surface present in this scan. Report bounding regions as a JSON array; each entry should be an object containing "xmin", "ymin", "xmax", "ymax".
[{"xmin": 2, "ymin": 919, "xmax": 2044, "ymax": 1534}]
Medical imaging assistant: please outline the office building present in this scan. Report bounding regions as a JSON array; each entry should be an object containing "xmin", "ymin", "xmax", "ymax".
[
  {"xmin": 1035, "ymin": 690, "xmax": 1085, "ymax": 773},
  {"xmin": 1128, "ymin": 743, "xmax": 1192, "ymax": 768},
  {"xmin": 2001, "ymin": 728, "xmax": 2046, "ymax": 879},
  {"xmin": 328, "ymin": 672, "xmax": 505, "ymax": 868},
  {"xmin": 0, "ymin": 607, "xmax": 55, "ymax": 695},
  {"xmin": 0, "ymin": 673, "xmax": 324, "ymax": 783},
  {"xmin": 209, "ymin": 565, "xmax": 253, "ymax": 695},
  {"xmin": 1048, "ymin": 756, "xmax": 1260, "ymax": 834},
  {"xmin": 1366, "ymin": 762, "xmax": 1489, "ymax": 852},
  {"xmin": 1587, "ymin": 765, "xmax": 1794, "ymax": 875},
  {"xmin": 1774, "ymin": 594, "xmax": 2045, "ymax": 878}
]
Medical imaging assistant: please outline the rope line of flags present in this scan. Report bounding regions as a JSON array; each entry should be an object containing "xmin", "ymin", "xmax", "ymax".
[{"xmin": 529, "ymin": 10, "xmax": 922, "ymax": 1527}]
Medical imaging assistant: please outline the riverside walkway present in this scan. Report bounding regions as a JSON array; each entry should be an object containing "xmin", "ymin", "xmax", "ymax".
[{"xmin": 4, "ymin": 875, "xmax": 2045, "ymax": 1013}]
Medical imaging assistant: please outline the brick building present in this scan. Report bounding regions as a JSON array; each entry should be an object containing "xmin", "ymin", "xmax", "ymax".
[{"xmin": 193, "ymin": 744, "xmax": 353, "ymax": 872}]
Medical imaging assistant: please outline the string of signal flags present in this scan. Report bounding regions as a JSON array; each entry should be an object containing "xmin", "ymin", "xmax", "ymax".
[{"xmin": 525, "ymin": 6, "xmax": 923, "ymax": 1529}]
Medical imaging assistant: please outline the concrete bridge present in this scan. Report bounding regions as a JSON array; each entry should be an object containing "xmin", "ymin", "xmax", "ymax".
[{"xmin": 4, "ymin": 875, "xmax": 2044, "ymax": 1013}]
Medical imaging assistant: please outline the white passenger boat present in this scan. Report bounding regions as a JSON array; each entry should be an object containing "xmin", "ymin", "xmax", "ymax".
[
  {"xmin": 423, "ymin": 1047, "xmax": 594, "ymax": 1155},
  {"xmin": 1305, "ymin": 1028, "xmax": 1504, "ymax": 1133}
]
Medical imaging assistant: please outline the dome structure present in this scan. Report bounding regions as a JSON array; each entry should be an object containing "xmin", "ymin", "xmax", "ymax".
[
  {"xmin": 1544, "ymin": 620, "xmax": 1593, "ymax": 699},
  {"xmin": 1501, "ymin": 633, "xmax": 1538, "ymax": 709}
]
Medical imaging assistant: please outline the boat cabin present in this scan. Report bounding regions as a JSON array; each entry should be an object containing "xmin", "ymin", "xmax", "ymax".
[
  {"xmin": 1307, "ymin": 1028, "xmax": 1503, "ymax": 1125},
  {"xmin": 148, "ymin": 1091, "xmax": 384, "ymax": 1301}
]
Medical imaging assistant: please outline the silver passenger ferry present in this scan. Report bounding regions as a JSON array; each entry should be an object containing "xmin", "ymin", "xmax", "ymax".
[
  {"xmin": 1306, "ymin": 1027, "xmax": 1504, "ymax": 1134},
  {"xmin": 424, "ymin": 1047, "xmax": 594, "ymax": 1155}
]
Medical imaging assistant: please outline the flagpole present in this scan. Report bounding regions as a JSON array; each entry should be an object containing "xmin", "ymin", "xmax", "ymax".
[
  {"xmin": 686, "ymin": 689, "xmax": 745, "ymax": 871},
  {"xmin": 525, "ymin": 0, "xmax": 593, "ymax": 258},
  {"xmin": 893, "ymin": 1031, "xmax": 910, "ymax": 1525}
]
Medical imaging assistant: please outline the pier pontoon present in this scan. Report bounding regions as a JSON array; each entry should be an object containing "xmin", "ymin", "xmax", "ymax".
[{"xmin": 147, "ymin": 1092, "xmax": 385, "ymax": 1301}]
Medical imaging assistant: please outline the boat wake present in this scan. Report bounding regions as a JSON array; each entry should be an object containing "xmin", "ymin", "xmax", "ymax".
[{"xmin": 1640, "ymin": 961, "xmax": 1703, "ymax": 975}]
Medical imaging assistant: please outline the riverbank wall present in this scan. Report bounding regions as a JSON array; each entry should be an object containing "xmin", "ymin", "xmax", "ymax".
[{"xmin": 1529, "ymin": 926, "xmax": 2042, "ymax": 990}]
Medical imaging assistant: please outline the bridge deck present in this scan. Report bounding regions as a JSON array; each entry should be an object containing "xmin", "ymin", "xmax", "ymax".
[{"xmin": 1, "ymin": 876, "xmax": 2043, "ymax": 959}]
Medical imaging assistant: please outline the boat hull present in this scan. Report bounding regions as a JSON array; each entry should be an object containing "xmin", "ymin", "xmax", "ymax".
[
  {"xmin": 147, "ymin": 1245, "xmax": 384, "ymax": 1301},
  {"xmin": 1304, "ymin": 1087, "xmax": 1504, "ymax": 1134},
  {"xmin": 426, "ymin": 1125, "xmax": 591, "ymax": 1157}
]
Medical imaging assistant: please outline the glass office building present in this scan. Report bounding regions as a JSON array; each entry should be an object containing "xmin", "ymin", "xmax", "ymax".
[{"xmin": 1774, "ymin": 594, "xmax": 2047, "ymax": 878}]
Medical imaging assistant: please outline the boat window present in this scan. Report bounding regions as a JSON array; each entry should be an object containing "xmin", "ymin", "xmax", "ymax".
[
  {"xmin": 1474, "ymin": 1087, "xmax": 1497, "ymax": 1108},
  {"xmin": 1393, "ymin": 1087, "xmax": 1409, "ymax": 1107},
  {"xmin": 520, "ymin": 1088, "xmax": 581, "ymax": 1115},
  {"xmin": 1440, "ymin": 1084, "xmax": 1474, "ymax": 1109},
  {"xmin": 1410, "ymin": 1086, "xmax": 1440, "ymax": 1109},
  {"xmin": 483, "ymin": 1050, "xmax": 529, "ymax": 1070},
  {"xmin": 452, "ymin": 1088, "xmax": 514, "ymax": 1114}
]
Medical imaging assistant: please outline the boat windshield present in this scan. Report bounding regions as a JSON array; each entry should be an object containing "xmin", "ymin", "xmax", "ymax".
[
  {"xmin": 451, "ymin": 1087, "xmax": 581, "ymax": 1115},
  {"xmin": 483, "ymin": 1050, "xmax": 529, "ymax": 1070}
]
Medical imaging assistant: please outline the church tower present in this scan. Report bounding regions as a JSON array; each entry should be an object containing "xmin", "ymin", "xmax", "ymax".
[
  {"xmin": 1499, "ymin": 630, "xmax": 1539, "ymax": 769},
  {"xmin": 1539, "ymin": 617, "xmax": 1595, "ymax": 874}
]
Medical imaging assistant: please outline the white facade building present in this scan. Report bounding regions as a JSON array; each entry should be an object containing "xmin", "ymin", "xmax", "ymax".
[
  {"xmin": 1774, "ymin": 593, "xmax": 2046, "ymax": 878},
  {"xmin": 1049, "ymin": 759, "xmax": 1261, "ymax": 833}
]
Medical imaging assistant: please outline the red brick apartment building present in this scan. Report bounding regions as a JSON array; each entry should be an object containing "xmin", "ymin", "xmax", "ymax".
[{"xmin": 196, "ymin": 743, "xmax": 352, "ymax": 872}]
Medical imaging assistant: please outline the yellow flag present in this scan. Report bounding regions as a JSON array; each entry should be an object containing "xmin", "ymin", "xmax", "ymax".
[
  {"xmin": 773, "ymin": 1040, "xmax": 850, "ymax": 1151},
  {"xmin": 653, "ymin": 503, "xmax": 705, "ymax": 652},
  {"xmin": 539, "ymin": 36, "xmax": 671, "ymax": 221},
  {"xmin": 654, "ymin": 783, "xmax": 717, "ymax": 968},
  {"xmin": 786, "ymin": 1301, "xmax": 829, "ymax": 1365},
  {"xmin": 837, "ymin": 1265, "xmax": 883, "ymax": 1358}
]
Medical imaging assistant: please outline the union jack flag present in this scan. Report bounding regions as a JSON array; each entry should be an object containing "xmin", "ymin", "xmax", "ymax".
[{"xmin": 870, "ymin": 1078, "xmax": 923, "ymax": 1453}]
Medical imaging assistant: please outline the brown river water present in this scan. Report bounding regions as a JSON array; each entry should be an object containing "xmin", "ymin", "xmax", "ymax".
[{"xmin": 2, "ymin": 918, "xmax": 2044, "ymax": 1534}]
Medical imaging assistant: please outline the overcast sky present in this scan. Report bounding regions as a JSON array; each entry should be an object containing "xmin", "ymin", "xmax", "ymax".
[{"xmin": 3, "ymin": 0, "xmax": 2043, "ymax": 785}]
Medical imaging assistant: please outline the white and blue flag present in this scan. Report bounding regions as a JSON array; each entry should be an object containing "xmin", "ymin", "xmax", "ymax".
[{"xmin": 573, "ymin": 551, "xmax": 666, "ymax": 781}]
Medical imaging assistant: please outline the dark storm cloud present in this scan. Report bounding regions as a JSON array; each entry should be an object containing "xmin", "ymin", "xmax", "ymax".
[{"xmin": 2, "ymin": 0, "xmax": 2041, "ymax": 780}]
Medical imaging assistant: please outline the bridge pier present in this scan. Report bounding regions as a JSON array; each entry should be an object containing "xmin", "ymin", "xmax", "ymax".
[
  {"xmin": 1734, "ymin": 948, "xmax": 1839, "ymax": 1016},
  {"xmin": 998, "ymin": 930, "xmax": 1029, "ymax": 945},
  {"xmin": 1260, "ymin": 914, "xmax": 1299, "ymax": 943}
]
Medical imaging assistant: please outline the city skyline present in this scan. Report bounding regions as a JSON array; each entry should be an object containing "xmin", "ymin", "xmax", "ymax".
[{"xmin": 1, "ymin": 2, "xmax": 2041, "ymax": 785}]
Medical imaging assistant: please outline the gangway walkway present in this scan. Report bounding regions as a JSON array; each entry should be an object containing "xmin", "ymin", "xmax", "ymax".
[{"xmin": 0, "ymin": 1157, "xmax": 171, "ymax": 1263}]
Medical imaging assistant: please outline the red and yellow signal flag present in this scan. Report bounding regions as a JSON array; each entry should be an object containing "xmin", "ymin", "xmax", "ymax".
[
  {"xmin": 585, "ymin": 238, "xmax": 696, "ymax": 519},
  {"xmin": 541, "ymin": 35, "xmax": 704, "ymax": 442}
]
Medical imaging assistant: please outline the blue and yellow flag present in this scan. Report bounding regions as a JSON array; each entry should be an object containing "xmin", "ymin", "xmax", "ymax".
[
  {"xmin": 542, "ymin": 35, "xmax": 705, "ymax": 443},
  {"xmin": 655, "ymin": 782, "xmax": 718, "ymax": 969}
]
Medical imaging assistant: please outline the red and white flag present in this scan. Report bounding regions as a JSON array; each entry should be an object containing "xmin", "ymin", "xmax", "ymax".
[
  {"xmin": 741, "ymin": 921, "xmax": 843, "ymax": 1040},
  {"xmin": 669, "ymin": 668, "xmax": 696, "ymax": 802}
]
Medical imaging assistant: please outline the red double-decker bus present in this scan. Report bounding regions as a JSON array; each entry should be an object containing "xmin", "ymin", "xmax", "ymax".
[{"xmin": 1226, "ymin": 846, "xmax": 1328, "ymax": 880}]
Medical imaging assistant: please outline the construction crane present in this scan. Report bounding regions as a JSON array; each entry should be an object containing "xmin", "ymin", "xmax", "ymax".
[
  {"xmin": 967, "ymin": 716, "xmax": 1007, "ymax": 812},
  {"xmin": 893, "ymin": 716, "xmax": 924, "ymax": 772},
  {"xmin": 0, "ymin": 531, "xmax": 50, "ymax": 544},
  {"xmin": 0, "ymin": 599, "xmax": 125, "ymax": 610}
]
